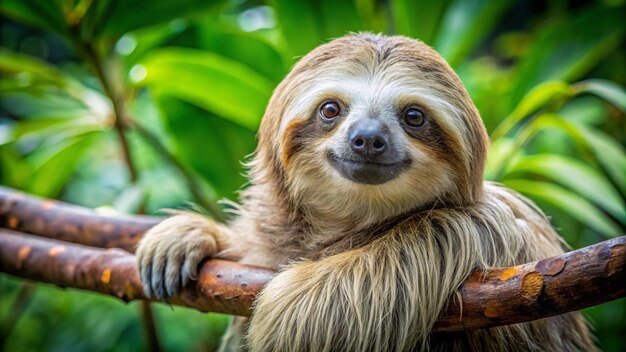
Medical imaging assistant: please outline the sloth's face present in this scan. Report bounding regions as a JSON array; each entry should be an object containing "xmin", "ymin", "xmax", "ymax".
[
  {"xmin": 278, "ymin": 68, "xmax": 457, "ymax": 216},
  {"xmin": 317, "ymin": 85, "xmax": 436, "ymax": 186},
  {"xmin": 262, "ymin": 34, "xmax": 486, "ymax": 222}
]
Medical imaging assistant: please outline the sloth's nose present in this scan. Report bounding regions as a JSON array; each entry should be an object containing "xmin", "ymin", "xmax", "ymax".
[{"xmin": 349, "ymin": 119, "xmax": 388, "ymax": 157}]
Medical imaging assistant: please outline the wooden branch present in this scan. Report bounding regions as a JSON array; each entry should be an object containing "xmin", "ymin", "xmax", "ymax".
[
  {"xmin": 434, "ymin": 235, "xmax": 626, "ymax": 332},
  {"xmin": 0, "ymin": 186, "xmax": 159, "ymax": 252},
  {"xmin": 1, "ymin": 226, "xmax": 624, "ymax": 331},
  {"xmin": 1, "ymin": 187, "xmax": 624, "ymax": 330},
  {"xmin": 0, "ymin": 230, "xmax": 273, "ymax": 316}
]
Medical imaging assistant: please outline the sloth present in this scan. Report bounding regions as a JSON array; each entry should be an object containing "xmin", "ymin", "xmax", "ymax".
[{"xmin": 136, "ymin": 33, "xmax": 595, "ymax": 351}]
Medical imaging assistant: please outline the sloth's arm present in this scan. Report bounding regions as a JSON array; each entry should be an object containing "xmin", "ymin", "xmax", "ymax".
[
  {"xmin": 136, "ymin": 212, "xmax": 235, "ymax": 299},
  {"xmin": 247, "ymin": 217, "xmax": 480, "ymax": 352}
]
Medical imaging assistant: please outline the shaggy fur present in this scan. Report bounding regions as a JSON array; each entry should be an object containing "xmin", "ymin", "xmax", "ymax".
[{"xmin": 136, "ymin": 33, "xmax": 595, "ymax": 351}]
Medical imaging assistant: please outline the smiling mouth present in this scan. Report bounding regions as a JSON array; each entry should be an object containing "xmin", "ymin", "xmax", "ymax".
[{"xmin": 327, "ymin": 153, "xmax": 411, "ymax": 185}]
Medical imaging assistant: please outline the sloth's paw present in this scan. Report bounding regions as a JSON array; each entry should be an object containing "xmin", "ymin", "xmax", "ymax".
[{"xmin": 136, "ymin": 214, "xmax": 221, "ymax": 299}]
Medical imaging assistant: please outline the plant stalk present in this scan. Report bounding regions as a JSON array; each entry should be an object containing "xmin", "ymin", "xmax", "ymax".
[{"xmin": 83, "ymin": 42, "xmax": 160, "ymax": 352}]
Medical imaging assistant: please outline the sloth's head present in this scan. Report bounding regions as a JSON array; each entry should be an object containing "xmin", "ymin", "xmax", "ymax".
[{"xmin": 253, "ymin": 33, "xmax": 488, "ymax": 225}]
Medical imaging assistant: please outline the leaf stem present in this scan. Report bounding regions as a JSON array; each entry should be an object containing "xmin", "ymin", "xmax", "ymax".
[
  {"xmin": 130, "ymin": 121, "xmax": 225, "ymax": 221},
  {"xmin": 82, "ymin": 42, "xmax": 161, "ymax": 351},
  {"xmin": 0, "ymin": 283, "xmax": 36, "ymax": 347},
  {"xmin": 84, "ymin": 44, "xmax": 138, "ymax": 182}
]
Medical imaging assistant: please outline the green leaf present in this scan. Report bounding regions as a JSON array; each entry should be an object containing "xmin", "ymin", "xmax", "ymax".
[
  {"xmin": 0, "ymin": 90, "xmax": 89, "ymax": 118},
  {"xmin": 491, "ymin": 81, "xmax": 572, "ymax": 140},
  {"xmin": 26, "ymin": 132, "xmax": 97, "ymax": 197},
  {"xmin": 573, "ymin": 79, "xmax": 626, "ymax": 113},
  {"xmin": 485, "ymin": 137, "xmax": 519, "ymax": 181},
  {"xmin": 0, "ymin": 145, "xmax": 32, "ymax": 188},
  {"xmin": 272, "ymin": 0, "xmax": 322, "ymax": 56},
  {"xmin": 0, "ymin": 0, "xmax": 67, "ymax": 35},
  {"xmin": 116, "ymin": 22, "xmax": 185, "ymax": 67},
  {"xmin": 506, "ymin": 154, "xmax": 625, "ymax": 223},
  {"xmin": 508, "ymin": 4, "xmax": 626, "ymax": 110},
  {"xmin": 139, "ymin": 48, "xmax": 274, "ymax": 131},
  {"xmin": 1, "ymin": 117, "xmax": 69, "ymax": 146},
  {"xmin": 274, "ymin": 0, "xmax": 366, "ymax": 57},
  {"xmin": 197, "ymin": 27, "xmax": 288, "ymax": 82},
  {"xmin": 157, "ymin": 96, "xmax": 256, "ymax": 200},
  {"xmin": 318, "ymin": 0, "xmax": 363, "ymax": 39},
  {"xmin": 85, "ymin": 0, "xmax": 225, "ymax": 39},
  {"xmin": 390, "ymin": 0, "xmax": 449, "ymax": 44},
  {"xmin": 433, "ymin": 0, "xmax": 515, "ymax": 67},
  {"xmin": 354, "ymin": 0, "xmax": 389, "ymax": 33},
  {"xmin": 502, "ymin": 114, "xmax": 626, "ymax": 196},
  {"xmin": 0, "ymin": 49, "xmax": 65, "ymax": 85},
  {"xmin": 0, "ymin": 50, "xmax": 111, "ymax": 117},
  {"xmin": 503, "ymin": 179, "xmax": 622, "ymax": 238},
  {"xmin": 579, "ymin": 127, "xmax": 626, "ymax": 195},
  {"xmin": 10, "ymin": 116, "xmax": 103, "ymax": 146}
]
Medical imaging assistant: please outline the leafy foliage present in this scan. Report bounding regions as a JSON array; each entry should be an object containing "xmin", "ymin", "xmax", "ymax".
[{"xmin": 1, "ymin": 0, "xmax": 624, "ymax": 351}]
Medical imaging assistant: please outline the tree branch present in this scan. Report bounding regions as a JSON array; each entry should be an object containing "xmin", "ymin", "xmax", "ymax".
[
  {"xmin": 434, "ymin": 235, "xmax": 626, "ymax": 332},
  {"xmin": 0, "ymin": 186, "xmax": 625, "ymax": 331},
  {"xmin": 0, "ymin": 186, "xmax": 158, "ymax": 252},
  {"xmin": 0, "ymin": 230, "xmax": 272, "ymax": 316}
]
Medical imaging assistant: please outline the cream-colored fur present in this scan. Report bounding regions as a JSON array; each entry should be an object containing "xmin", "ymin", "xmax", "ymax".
[{"xmin": 136, "ymin": 33, "xmax": 595, "ymax": 351}]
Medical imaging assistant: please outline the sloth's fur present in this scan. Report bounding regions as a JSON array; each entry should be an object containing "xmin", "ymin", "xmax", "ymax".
[{"xmin": 137, "ymin": 33, "xmax": 595, "ymax": 351}]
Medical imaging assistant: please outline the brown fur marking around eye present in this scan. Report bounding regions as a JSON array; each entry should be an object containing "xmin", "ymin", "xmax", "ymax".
[{"xmin": 281, "ymin": 118, "xmax": 309, "ymax": 167}]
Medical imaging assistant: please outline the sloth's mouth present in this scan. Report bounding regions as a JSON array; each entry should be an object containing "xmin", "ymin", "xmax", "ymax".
[{"xmin": 327, "ymin": 152, "xmax": 411, "ymax": 185}]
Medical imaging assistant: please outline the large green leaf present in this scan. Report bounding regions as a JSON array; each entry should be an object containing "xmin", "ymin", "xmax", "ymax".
[
  {"xmin": 433, "ymin": 0, "xmax": 515, "ymax": 67},
  {"xmin": 489, "ymin": 112, "xmax": 569, "ymax": 180},
  {"xmin": 0, "ymin": 0, "xmax": 67, "ymax": 35},
  {"xmin": 485, "ymin": 137, "xmax": 520, "ymax": 181},
  {"xmin": 0, "ymin": 145, "xmax": 32, "ymax": 188},
  {"xmin": 508, "ymin": 4, "xmax": 626, "ymax": 110},
  {"xmin": 318, "ymin": 0, "xmax": 363, "ymax": 39},
  {"xmin": 197, "ymin": 26, "xmax": 288, "ymax": 82},
  {"xmin": 157, "ymin": 96, "xmax": 255, "ymax": 200},
  {"xmin": 84, "ymin": 0, "xmax": 225, "ymax": 39},
  {"xmin": 2, "ymin": 0, "xmax": 225, "ymax": 43},
  {"xmin": 505, "ymin": 154, "xmax": 625, "ymax": 223},
  {"xmin": 579, "ymin": 127, "xmax": 626, "ymax": 196},
  {"xmin": 26, "ymin": 132, "xmax": 98, "ymax": 197},
  {"xmin": 573, "ymin": 79, "xmax": 626, "ymax": 113},
  {"xmin": 503, "ymin": 179, "xmax": 622, "ymax": 238},
  {"xmin": 354, "ymin": 0, "xmax": 389, "ymax": 33},
  {"xmin": 1, "ymin": 116, "xmax": 102, "ymax": 146},
  {"xmin": 498, "ymin": 113, "xmax": 626, "ymax": 196},
  {"xmin": 0, "ymin": 50, "xmax": 111, "ymax": 117},
  {"xmin": 272, "ymin": 0, "xmax": 322, "ymax": 56},
  {"xmin": 390, "ymin": 0, "xmax": 449, "ymax": 44},
  {"xmin": 0, "ymin": 49, "xmax": 66, "ymax": 86},
  {"xmin": 491, "ymin": 81, "xmax": 572, "ymax": 139},
  {"xmin": 116, "ymin": 21, "xmax": 187, "ymax": 68},
  {"xmin": 273, "ymin": 0, "xmax": 365, "ymax": 57},
  {"xmin": 139, "ymin": 48, "xmax": 274, "ymax": 131},
  {"xmin": 0, "ymin": 89, "xmax": 87, "ymax": 118}
]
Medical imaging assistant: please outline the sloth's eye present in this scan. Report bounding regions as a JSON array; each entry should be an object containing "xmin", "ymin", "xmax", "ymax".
[
  {"xmin": 320, "ymin": 101, "xmax": 340, "ymax": 120},
  {"xmin": 403, "ymin": 107, "xmax": 426, "ymax": 128}
]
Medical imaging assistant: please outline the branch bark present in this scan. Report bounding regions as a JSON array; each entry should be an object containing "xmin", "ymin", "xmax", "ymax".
[
  {"xmin": 0, "ymin": 230, "xmax": 273, "ymax": 316},
  {"xmin": 0, "ymin": 186, "xmax": 158, "ymax": 252},
  {"xmin": 0, "ymin": 187, "xmax": 625, "ymax": 331}
]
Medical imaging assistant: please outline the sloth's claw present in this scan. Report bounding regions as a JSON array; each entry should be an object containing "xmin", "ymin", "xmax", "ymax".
[{"xmin": 136, "ymin": 215, "xmax": 219, "ymax": 299}]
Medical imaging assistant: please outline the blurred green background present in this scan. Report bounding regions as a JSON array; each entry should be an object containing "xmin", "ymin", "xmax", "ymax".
[{"xmin": 0, "ymin": 0, "xmax": 624, "ymax": 351}]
